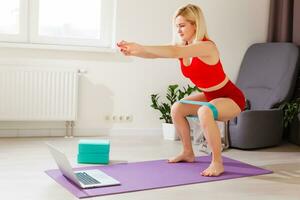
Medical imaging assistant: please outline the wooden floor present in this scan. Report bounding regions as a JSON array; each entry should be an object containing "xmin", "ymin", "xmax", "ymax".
[{"xmin": 1, "ymin": 133, "xmax": 300, "ymax": 200}]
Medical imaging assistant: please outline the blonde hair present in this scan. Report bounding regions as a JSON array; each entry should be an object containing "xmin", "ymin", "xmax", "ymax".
[{"xmin": 173, "ymin": 4, "xmax": 209, "ymax": 44}]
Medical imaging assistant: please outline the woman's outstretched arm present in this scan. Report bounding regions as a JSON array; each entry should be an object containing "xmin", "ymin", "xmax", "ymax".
[{"xmin": 117, "ymin": 40, "xmax": 218, "ymax": 59}]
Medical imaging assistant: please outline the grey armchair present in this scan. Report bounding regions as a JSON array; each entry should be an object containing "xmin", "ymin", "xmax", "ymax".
[{"xmin": 229, "ymin": 43, "xmax": 299, "ymax": 149}]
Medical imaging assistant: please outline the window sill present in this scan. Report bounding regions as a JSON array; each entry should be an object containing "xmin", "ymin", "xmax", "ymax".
[{"xmin": 0, "ymin": 42, "xmax": 117, "ymax": 53}]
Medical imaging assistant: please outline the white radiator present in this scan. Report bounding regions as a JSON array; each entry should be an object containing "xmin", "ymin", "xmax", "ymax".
[{"xmin": 0, "ymin": 67, "xmax": 79, "ymax": 121}]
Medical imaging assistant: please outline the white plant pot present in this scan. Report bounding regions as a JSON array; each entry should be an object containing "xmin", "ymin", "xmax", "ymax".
[{"xmin": 162, "ymin": 123, "xmax": 179, "ymax": 140}]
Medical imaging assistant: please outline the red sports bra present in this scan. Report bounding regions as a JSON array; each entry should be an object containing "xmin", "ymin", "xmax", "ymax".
[{"xmin": 179, "ymin": 41, "xmax": 226, "ymax": 88}]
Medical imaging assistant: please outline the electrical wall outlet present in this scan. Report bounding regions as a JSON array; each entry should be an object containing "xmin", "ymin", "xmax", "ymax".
[
  {"xmin": 112, "ymin": 115, "xmax": 119, "ymax": 122},
  {"xmin": 105, "ymin": 115, "xmax": 111, "ymax": 121},
  {"xmin": 105, "ymin": 114, "xmax": 133, "ymax": 122},
  {"xmin": 125, "ymin": 115, "xmax": 133, "ymax": 122}
]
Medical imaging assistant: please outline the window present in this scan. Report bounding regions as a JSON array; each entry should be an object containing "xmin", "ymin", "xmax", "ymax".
[
  {"xmin": 0, "ymin": 0, "xmax": 27, "ymax": 42},
  {"xmin": 0, "ymin": 0, "xmax": 116, "ymax": 50}
]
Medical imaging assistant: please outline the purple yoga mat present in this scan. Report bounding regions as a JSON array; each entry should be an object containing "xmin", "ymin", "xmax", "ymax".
[{"xmin": 45, "ymin": 156, "xmax": 272, "ymax": 198}]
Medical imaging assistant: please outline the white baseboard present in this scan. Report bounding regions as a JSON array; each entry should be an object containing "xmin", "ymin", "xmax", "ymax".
[{"xmin": 0, "ymin": 128, "xmax": 162, "ymax": 137}]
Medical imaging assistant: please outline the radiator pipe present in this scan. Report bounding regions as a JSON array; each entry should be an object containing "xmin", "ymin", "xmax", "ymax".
[
  {"xmin": 65, "ymin": 121, "xmax": 70, "ymax": 138},
  {"xmin": 70, "ymin": 121, "xmax": 75, "ymax": 138}
]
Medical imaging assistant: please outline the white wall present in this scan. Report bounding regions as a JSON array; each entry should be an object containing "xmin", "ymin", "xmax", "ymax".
[{"xmin": 0, "ymin": 0, "xmax": 270, "ymax": 136}]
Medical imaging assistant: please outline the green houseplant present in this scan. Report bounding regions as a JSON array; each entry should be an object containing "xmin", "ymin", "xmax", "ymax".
[
  {"xmin": 279, "ymin": 98, "xmax": 300, "ymax": 128},
  {"xmin": 150, "ymin": 84, "xmax": 200, "ymax": 123},
  {"xmin": 150, "ymin": 84, "xmax": 200, "ymax": 140}
]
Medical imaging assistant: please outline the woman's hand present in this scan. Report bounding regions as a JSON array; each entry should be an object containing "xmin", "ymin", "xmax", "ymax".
[
  {"xmin": 116, "ymin": 40, "xmax": 181, "ymax": 59},
  {"xmin": 117, "ymin": 40, "xmax": 144, "ymax": 57}
]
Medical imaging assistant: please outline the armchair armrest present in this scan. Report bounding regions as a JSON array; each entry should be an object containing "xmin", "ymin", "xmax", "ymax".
[
  {"xmin": 229, "ymin": 108, "xmax": 283, "ymax": 149},
  {"xmin": 230, "ymin": 108, "xmax": 283, "ymax": 126}
]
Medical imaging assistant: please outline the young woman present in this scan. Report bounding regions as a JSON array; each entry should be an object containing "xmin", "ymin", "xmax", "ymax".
[{"xmin": 117, "ymin": 4, "xmax": 246, "ymax": 177}]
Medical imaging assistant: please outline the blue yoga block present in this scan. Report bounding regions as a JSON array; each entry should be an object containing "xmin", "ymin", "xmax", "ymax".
[
  {"xmin": 78, "ymin": 139, "xmax": 110, "ymax": 154},
  {"xmin": 77, "ymin": 153, "xmax": 109, "ymax": 164}
]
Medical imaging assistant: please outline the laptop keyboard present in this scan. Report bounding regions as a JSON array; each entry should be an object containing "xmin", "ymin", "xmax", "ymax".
[{"xmin": 75, "ymin": 172, "xmax": 100, "ymax": 185}]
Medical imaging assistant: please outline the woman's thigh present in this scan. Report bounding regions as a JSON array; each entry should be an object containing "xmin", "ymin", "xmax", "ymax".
[{"xmin": 209, "ymin": 98, "xmax": 241, "ymax": 121}]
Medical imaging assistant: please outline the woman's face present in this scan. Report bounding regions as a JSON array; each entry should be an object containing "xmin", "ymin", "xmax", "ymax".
[{"xmin": 175, "ymin": 15, "xmax": 196, "ymax": 43}]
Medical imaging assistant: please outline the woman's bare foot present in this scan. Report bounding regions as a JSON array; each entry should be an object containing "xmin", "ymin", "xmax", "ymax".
[
  {"xmin": 168, "ymin": 152, "xmax": 195, "ymax": 163},
  {"xmin": 201, "ymin": 162, "xmax": 224, "ymax": 176}
]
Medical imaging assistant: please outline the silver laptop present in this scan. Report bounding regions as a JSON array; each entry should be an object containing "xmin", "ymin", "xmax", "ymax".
[{"xmin": 46, "ymin": 143, "xmax": 120, "ymax": 189}]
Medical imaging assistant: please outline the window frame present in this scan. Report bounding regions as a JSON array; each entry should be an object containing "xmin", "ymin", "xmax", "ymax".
[
  {"xmin": 0, "ymin": 0, "xmax": 117, "ymax": 51},
  {"xmin": 0, "ymin": 0, "xmax": 28, "ymax": 42}
]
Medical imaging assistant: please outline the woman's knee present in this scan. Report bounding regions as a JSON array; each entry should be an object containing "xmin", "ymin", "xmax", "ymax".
[
  {"xmin": 171, "ymin": 102, "xmax": 185, "ymax": 119},
  {"xmin": 197, "ymin": 106, "xmax": 214, "ymax": 126}
]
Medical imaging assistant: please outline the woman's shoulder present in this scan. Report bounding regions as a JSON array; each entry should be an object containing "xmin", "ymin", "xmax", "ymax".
[
  {"xmin": 195, "ymin": 38, "xmax": 219, "ymax": 53},
  {"xmin": 195, "ymin": 38, "xmax": 216, "ymax": 45},
  {"xmin": 195, "ymin": 38, "xmax": 220, "ymax": 61}
]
